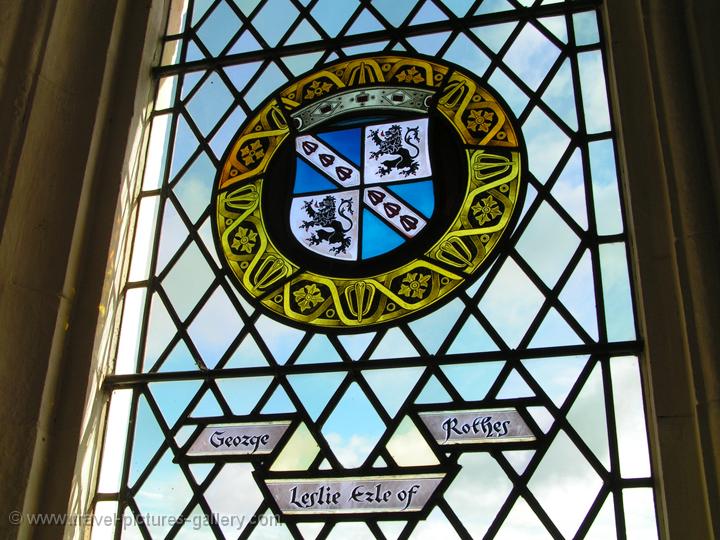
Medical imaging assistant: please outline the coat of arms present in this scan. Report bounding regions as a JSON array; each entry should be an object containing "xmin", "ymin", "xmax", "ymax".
[{"xmin": 289, "ymin": 118, "xmax": 434, "ymax": 261}]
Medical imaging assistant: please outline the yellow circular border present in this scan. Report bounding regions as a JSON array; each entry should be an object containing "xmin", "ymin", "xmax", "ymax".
[{"xmin": 214, "ymin": 56, "xmax": 523, "ymax": 329}]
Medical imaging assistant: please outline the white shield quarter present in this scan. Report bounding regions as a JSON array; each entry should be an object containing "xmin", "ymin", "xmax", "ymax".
[
  {"xmin": 289, "ymin": 191, "xmax": 360, "ymax": 261},
  {"xmin": 363, "ymin": 118, "xmax": 432, "ymax": 184}
]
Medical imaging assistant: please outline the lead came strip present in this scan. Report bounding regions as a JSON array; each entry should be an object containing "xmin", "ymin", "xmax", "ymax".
[{"xmin": 418, "ymin": 408, "xmax": 535, "ymax": 445}]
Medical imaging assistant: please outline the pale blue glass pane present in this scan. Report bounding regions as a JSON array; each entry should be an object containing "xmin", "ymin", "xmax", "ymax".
[
  {"xmin": 188, "ymin": 286, "xmax": 242, "ymax": 368},
  {"xmin": 522, "ymin": 107, "xmax": 569, "ymax": 183},
  {"xmin": 365, "ymin": 368, "xmax": 425, "ymax": 416},
  {"xmin": 322, "ymin": 383, "xmax": 385, "ymax": 467},
  {"xmin": 295, "ymin": 335, "xmax": 342, "ymax": 365},
  {"xmin": 444, "ymin": 454, "xmax": 513, "ymax": 538},
  {"xmin": 225, "ymin": 335, "xmax": 268, "ymax": 369},
  {"xmin": 149, "ymin": 380, "xmax": 202, "ymax": 427},
  {"xmin": 558, "ymin": 250, "xmax": 599, "ymax": 340},
  {"xmin": 255, "ymin": 314, "xmax": 304, "ymax": 364},
  {"xmin": 567, "ymin": 363, "xmax": 611, "ymax": 468},
  {"xmin": 223, "ymin": 61, "xmax": 262, "ymax": 93},
  {"xmin": 209, "ymin": 105, "xmax": 247, "ymax": 159},
  {"xmin": 372, "ymin": 0, "xmax": 417, "ymax": 26},
  {"xmin": 252, "ymin": 0, "xmax": 299, "ymax": 46},
  {"xmin": 244, "ymin": 62, "xmax": 287, "ymax": 109},
  {"xmin": 441, "ymin": 361, "xmax": 504, "ymax": 400},
  {"xmin": 282, "ymin": 51, "xmax": 324, "ymax": 77},
  {"xmin": 232, "ymin": 0, "xmax": 261, "ymax": 17},
  {"xmin": 599, "ymin": 243, "xmax": 636, "ymax": 341},
  {"xmin": 217, "ymin": 376, "xmax": 273, "ymax": 414},
  {"xmin": 552, "ymin": 148, "xmax": 588, "ymax": 227},
  {"xmin": 142, "ymin": 293, "xmax": 176, "ymax": 369},
  {"xmin": 261, "ymin": 386, "xmax": 296, "ymax": 413},
  {"xmin": 285, "ymin": 19, "xmax": 322, "ymax": 46},
  {"xmin": 528, "ymin": 431, "xmax": 603, "ymax": 538},
  {"xmin": 337, "ymin": 333, "xmax": 375, "ymax": 361},
  {"xmin": 135, "ymin": 450, "xmax": 193, "ymax": 538},
  {"xmin": 191, "ymin": 0, "xmax": 213, "ymax": 25},
  {"xmin": 578, "ymin": 51, "xmax": 611, "ymax": 133},
  {"xmin": 227, "ymin": 29, "xmax": 262, "ymax": 54},
  {"xmin": 186, "ymin": 72, "xmax": 233, "ymax": 136},
  {"xmin": 196, "ymin": 1, "xmax": 240, "ymax": 55},
  {"xmin": 496, "ymin": 370, "xmax": 534, "ymax": 398},
  {"xmin": 190, "ymin": 389, "xmax": 223, "ymax": 416},
  {"xmin": 410, "ymin": 1, "xmax": 449, "ymax": 25},
  {"xmin": 406, "ymin": 32, "xmax": 451, "ymax": 55},
  {"xmin": 311, "ymin": 0, "xmax": 359, "ymax": 37},
  {"xmin": 522, "ymin": 355, "xmax": 587, "ymax": 407},
  {"xmin": 539, "ymin": 15, "xmax": 568, "ymax": 43},
  {"xmin": 584, "ymin": 495, "xmax": 617, "ymax": 538},
  {"xmin": 528, "ymin": 308, "xmax": 583, "ymax": 347},
  {"xmin": 488, "ymin": 69, "xmax": 529, "ymax": 116},
  {"xmin": 288, "ymin": 372, "xmax": 346, "ymax": 420},
  {"xmin": 438, "ymin": 0, "xmax": 474, "ymax": 18},
  {"xmin": 447, "ymin": 315, "xmax": 500, "ymax": 353},
  {"xmin": 347, "ymin": 9, "xmax": 385, "ymax": 35},
  {"xmin": 472, "ymin": 21, "xmax": 517, "ymax": 53},
  {"xmin": 409, "ymin": 298, "xmax": 463, "ymax": 354},
  {"xmin": 369, "ymin": 328, "xmax": 418, "ymax": 359},
  {"xmin": 504, "ymin": 23, "xmax": 560, "ymax": 90},
  {"xmin": 169, "ymin": 115, "xmax": 199, "ymax": 180},
  {"xmin": 128, "ymin": 396, "xmax": 164, "ymax": 485},
  {"xmin": 479, "ymin": 258, "xmax": 545, "ymax": 347},
  {"xmin": 475, "ymin": 0, "xmax": 513, "ymax": 15},
  {"xmin": 180, "ymin": 71, "xmax": 203, "ymax": 99},
  {"xmin": 612, "ymin": 356, "xmax": 652, "ymax": 478},
  {"xmin": 342, "ymin": 41, "xmax": 390, "ymax": 55},
  {"xmin": 157, "ymin": 340, "xmax": 198, "ymax": 372},
  {"xmin": 161, "ymin": 242, "xmax": 215, "ymax": 320},
  {"xmin": 443, "ymin": 33, "xmax": 491, "ymax": 77},
  {"xmin": 589, "ymin": 139, "xmax": 623, "ymax": 235},
  {"xmin": 543, "ymin": 59, "xmax": 578, "ymax": 130},
  {"xmin": 623, "ymin": 488, "xmax": 659, "ymax": 539},
  {"xmin": 415, "ymin": 376, "xmax": 452, "ymax": 404},
  {"xmin": 185, "ymin": 39, "xmax": 206, "ymax": 62},
  {"xmin": 173, "ymin": 151, "xmax": 214, "ymax": 223},
  {"xmin": 573, "ymin": 11, "xmax": 600, "ymax": 46},
  {"xmin": 152, "ymin": 198, "xmax": 183, "ymax": 274},
  {"xmin": 204, "ymin": 464, "xmax": 264, "ymax": 537},
  {"xmin": 516, "ymin": 202, "xmax": 580, "ymax": 287}
]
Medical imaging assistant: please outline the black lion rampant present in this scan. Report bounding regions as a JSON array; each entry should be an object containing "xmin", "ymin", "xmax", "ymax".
[
  {"xmin": 300, "ymin": 195, "xmax": 354, "ymax": 255},
  {"xmin": 367, "ymin": 124, "xmax": 421, "ymax": 177}
]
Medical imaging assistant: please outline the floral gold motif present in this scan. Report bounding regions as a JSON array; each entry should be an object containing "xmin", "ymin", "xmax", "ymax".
[
  {"xmin": 466, "ymin": 110, "xmax": 495, "ymax": 133},
  {"xmin": 293, "ymin": 284, "xmax": 325, "ymax": 312},
  {"xmin": 398, "ymin": 272, "xmax": 431, "ymax": 299},
  {"xmin": 231, "ymin": 227, "xmax": 258, "ymax": 253},
  {"xmin": 471, "ymin": 196, "xmax": 502, "ymax": 225}
]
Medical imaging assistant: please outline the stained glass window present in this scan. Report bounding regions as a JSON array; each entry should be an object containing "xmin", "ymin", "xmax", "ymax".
[{"xmin": 92, "ymin": 0, "xmax": 660, "ymax": 538}]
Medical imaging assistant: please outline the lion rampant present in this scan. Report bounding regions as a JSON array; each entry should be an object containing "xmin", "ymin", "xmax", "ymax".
[
  {"xmin": 300, "ymin": 195, "xmax": 354, "ymax": 254},
  {"xmin": 367, "ymin": 124, "xmax": 421, "ymax": 177}
]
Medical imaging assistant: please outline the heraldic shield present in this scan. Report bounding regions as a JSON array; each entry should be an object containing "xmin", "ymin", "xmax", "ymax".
[{"xmin": 289, "ymin": 117, "xmax": 435, "ymax": 261}]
